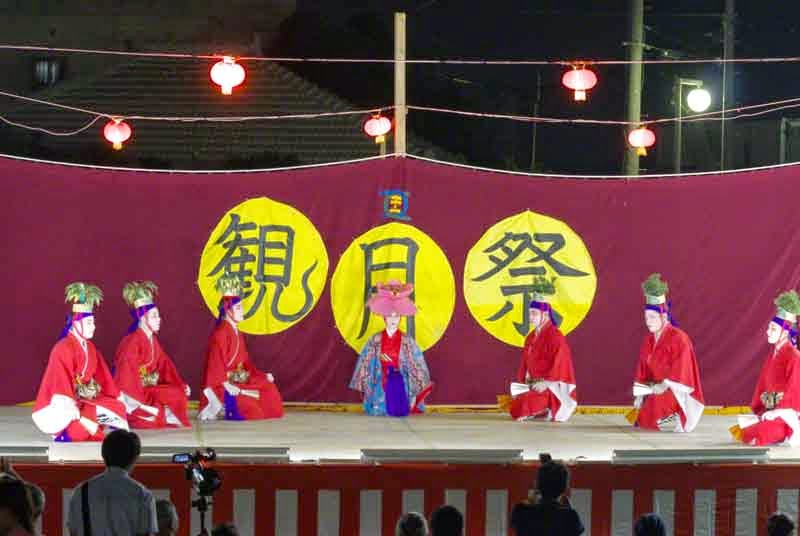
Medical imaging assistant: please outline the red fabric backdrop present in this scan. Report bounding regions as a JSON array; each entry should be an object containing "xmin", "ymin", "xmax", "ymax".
[{"xmin": 3, "ymin": 154, "xmax": 799, "ymax": 406}]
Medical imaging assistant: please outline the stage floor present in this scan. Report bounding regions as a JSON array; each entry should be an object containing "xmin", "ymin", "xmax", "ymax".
[{"xmin": 5, "ymin": 406, "xmax": 800, "ymax": 463}]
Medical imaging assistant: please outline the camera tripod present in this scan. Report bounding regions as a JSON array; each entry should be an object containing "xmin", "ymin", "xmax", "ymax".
[{"xmin": 192, "ymin": 494, "xmax": 213, "ymax": 536}]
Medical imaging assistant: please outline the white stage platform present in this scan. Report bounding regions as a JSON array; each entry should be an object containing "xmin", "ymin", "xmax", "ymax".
[{"xmin": 4, "ymin": 406, "xmax": 800, "ymax": 463}]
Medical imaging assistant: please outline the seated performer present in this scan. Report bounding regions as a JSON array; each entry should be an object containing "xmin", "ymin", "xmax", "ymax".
[
  {"xmin": 730, "ymin": 290, "xmax": 800, "ymax": 446},
  {"xmin": 507, "ymin": 276, "xmax": 577, "ymax": 422},
  {"xmin": 198, "ymin": 273, "xmax": 283, "ymax": 421},
  {"xmin": 627, "ymin": 273, "xmax": 704, "ymax": 432},
  {"xmin": 349, "ymin": 281, "xmax": 433, "ymax": 416},
  {"xmin": 114, "ymin": 281, "xmax": 191, "ymax": 429},
  {"xmin": 32, "ymin": 283, "xmax": 129, "ymax": 442}
]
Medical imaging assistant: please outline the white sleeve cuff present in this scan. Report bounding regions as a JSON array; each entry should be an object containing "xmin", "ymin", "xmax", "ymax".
[{"xmin": 223, "ymin": 382, "xmax": 241, "ymax": 396}]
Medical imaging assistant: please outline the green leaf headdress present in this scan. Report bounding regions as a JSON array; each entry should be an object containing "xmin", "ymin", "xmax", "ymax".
[
  {"xmin": 774, "ymin": 290, "xmax": 800, "ymax": 324},
  {"xmin": 530, "ymin": 275, "xmax": 557, "ymax": 304},
  {"xmin": 216, "ymin": 272, "xmax": 243, "ymax": 298},
  {"xmin": 64, "ymin": 282, "xmax": 103, "ymax": 314},
  {"xmin": 642, "ymin": 273, "xmax": 668, "ymax": 305},
  {"xmin": 122, "ymin": 281, "xmax": 158, "ymax": 309}
]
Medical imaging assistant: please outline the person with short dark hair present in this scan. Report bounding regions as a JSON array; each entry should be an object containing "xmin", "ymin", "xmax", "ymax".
[
  {"xmin": 0, "ymin": 478, "xmax": 35, "ymax": 536},
  {"xmin": 211, "ymin": 522, "xmax": 239, "ymax": 536},
  {"xmin": 67, "ymin": 430, "xmax": 157, "ymax": 536},
  {"xmin": 510, "ymin": 460, "xmax": 584, "ymax": 536},
  {"xmin": 156, "ymin": 499, "xmax": 178, "ymax": 536},
  {"xmin": 396, "ymin": 512, "xmax": 429, "ymax": 536},
  {"xmin": 430, "ymin": 505, "xmax": 463, "ymax": 536},
  {"xmin": 634, "ymin": 513, "xmax": 666, "ymax": 536},
  {"xmin": 768, "ymin": 512, "xmax": 796, "ymax": 536}
]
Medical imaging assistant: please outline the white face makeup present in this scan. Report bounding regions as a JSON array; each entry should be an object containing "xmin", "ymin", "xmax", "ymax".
[
  {"xmin": 143, "ymin": 307, "xmax": 161, "ymax": 333},
  {"xmin": 644, "ymin": 310, "xmax": 666, "ymax": 334},
  {"xmin": 77, "ymin": 315, "xmax": 96, "ymax": 339},
  {"xmin": 228, "ymin": 301, "xmax": 244, "ymax": 323},
  {"xmin": 384, "ymin": 313, "xmax": 401, "ymax": 334},
  {"xmin": 767, "ymin": 321, "xmax": 785, "ymax": 345},
  {"xmin": 529, "ymin": 307, "xmax": 547, "ymax": 330}
]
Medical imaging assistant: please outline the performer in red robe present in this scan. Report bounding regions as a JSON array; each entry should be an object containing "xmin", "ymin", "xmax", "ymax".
[
  {"xmin": 114, "ymin": 281, "xmax": 191, "ymax": 429},
  {"xmin": 731, "ymin": 290, "xmax": 800, "ymax": 446},
  {"xmin": 629, "ymin": 274, "xmax": 705, "ymax": 432},
  {"xmin": 198, "ymin": 273, "xmax": 283, "ymax": 421},
  {"xmin": 32, "ymin": 282, "xmax": 129, "ymax": 442},
  {"xmin": 508, "ymin": 277, "xmax": 577, "ymax": 422}
]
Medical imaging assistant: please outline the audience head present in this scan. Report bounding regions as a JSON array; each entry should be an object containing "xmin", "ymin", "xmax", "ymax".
[
  {"xmin": 430, "ymin": 505, "xmax": 463, "ymax": 536},
  {"xmin": 768, "ymin": 512, "xmax": 796, "ymax": 536},
  {"xmin": 26, "ymin": 483, "xmax": 44, "ymax": 523},
  {"xmin": 156, "ymin": 498, "xmax": 179, "ymax": 536},
  {"xmin": 0, "ymin": 478, "xmax": 34, "ymax": 534},
  {"xmin": 634, "ymin": 513, "xmax": 666, "ymax": 536},
  {"xmin": 396, "ymin": 512, "xmax": 429, "ymax": 536},
  {"xmin": 536, "ymin": 459, "xmax": 569, "ymax": 500},
  {"xmin": 211, "ymin": 522, "xmax": 240, "ymax": 536},
  {"xmin": 101, "ymin": 429, "xmax": 141, "ymax": 470}
]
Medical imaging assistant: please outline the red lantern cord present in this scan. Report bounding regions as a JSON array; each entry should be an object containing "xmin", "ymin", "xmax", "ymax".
[
  {"xmin": 363, "ymin": 114, "xmax": 392, "ymax": 144},
  {"xmin": 210, "ymin": 56, "xmax": 246, "ymax": 95},
  {"xmin": 628, "ymin": 127, "xmax": 656, "ymax": 156},
  {"xmin": 103, "ymin": 118, "xmax": 132, "ymax": 150},
  {"xmin": 562, "ymin": 66, "xmax": 598, "ymax": 102}
]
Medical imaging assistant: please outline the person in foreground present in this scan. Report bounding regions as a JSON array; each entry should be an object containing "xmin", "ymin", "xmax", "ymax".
[
  {"xmin": 350, "ymin": 281, "xmax": 433, "ymax": 417},
  {"xmin": 114, "ymin": 281, "xmax": 191, "ymax": 429},
  {"xmin": 67, "ymin": 429, "xmax": 157, "ymax": 536},
  {"xmin": 199, "ymin": 273, "xmax": 283, "ymax": 421},
  {"xmin": 510, "ymin": 454, "xmax": 584, "ymax": 535},
  {"xmin": 507, "ymin": 276, "xmax": 577, "ymax": 422},
  {"xmin": 32, "ymin": 282, "xmax": 128, "ymax": 442},
  {"xmin": 628, "ymin": 273, "xmax": 705, "ymax": 432},
  {"xmin": 731, "ymin": 290, "xmax": 800, "ymax": 446}
]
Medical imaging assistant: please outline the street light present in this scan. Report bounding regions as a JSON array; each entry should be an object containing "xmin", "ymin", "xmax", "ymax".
[{"xmin": 674, "ymin": 78, "xmax": 711, "ymax": 173}]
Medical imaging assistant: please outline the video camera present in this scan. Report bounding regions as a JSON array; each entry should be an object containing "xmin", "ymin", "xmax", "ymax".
[{"xmin": 172, "ymin": 448, "xmax": 221, "ymax": 497}]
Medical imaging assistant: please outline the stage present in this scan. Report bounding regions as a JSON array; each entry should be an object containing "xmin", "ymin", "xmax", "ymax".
[
  {"xmin": 4, "ymin": 405, "xmax": 800, "ymax": 462},
  {"xmin": 9, "ymin": 406, "xmax": 800, "ymax": 535}
]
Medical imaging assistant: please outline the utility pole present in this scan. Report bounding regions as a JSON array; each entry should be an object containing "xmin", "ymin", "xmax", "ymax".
[
  {"xmin": 530, "ymin": 70, "xmax": 542, "ymax": 172},
  {"xmin": 721, "ymin": 0, "xmax": 735, "ymax": 170},
  {"xmin": 622, "ymin": 0, "xmax": 644, "ymax": 175},
  {"xmin": 394, "ymin": 12, "xmax": 407, "ymax": 156}
]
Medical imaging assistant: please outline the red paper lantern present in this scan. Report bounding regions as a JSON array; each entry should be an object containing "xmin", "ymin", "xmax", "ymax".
[
  {"xmin": 103, "ymin": 119, "xmax": 132, "ymax": 150},
  {"xmin": 628, "ymin": 126, "xmax": 656, "ymax": 156},
  {"xmin": 363, "ymin": 114, "xmax": 392, "ymax": 143},
  {"xmin": 561, "ymin": 67, "xmax": 598, "ymax": 101},
  {"xmin": 210, "ymin": 56, "xmax": 246, "ymax": 95}
]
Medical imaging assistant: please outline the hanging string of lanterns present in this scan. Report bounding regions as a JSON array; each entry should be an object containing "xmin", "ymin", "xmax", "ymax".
[{"xmin": 96, "ymin": 55, "xmax": 663, "ymax": 157}]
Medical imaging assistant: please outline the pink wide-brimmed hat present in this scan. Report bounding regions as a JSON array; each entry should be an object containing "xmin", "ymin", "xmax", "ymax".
[{"xmin": 366, "ymin": 280, "xmax": 417, "ymax": 317}]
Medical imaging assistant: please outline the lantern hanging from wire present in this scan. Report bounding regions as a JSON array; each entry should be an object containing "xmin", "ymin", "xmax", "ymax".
[
  {"xmin": 561, "ymin": 65, "xmax": 598, "ymax": 101},
  {"xmin": 210, "ymin": 56, "xmax": 246, "ymax": 95},
  {"xmin": 628, "ymin": 126, "xmax": 656, "ymax": 156},
  {"xmin": 363, "ymin": 113, "xmax": 392, "ymax": 144},
  {"xmin": 103, "ymin": 118, "xmax": 132, "ymax": 150}
]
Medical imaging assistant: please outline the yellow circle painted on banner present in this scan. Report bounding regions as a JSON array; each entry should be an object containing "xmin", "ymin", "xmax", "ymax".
[
  {"xmin": 197, "ymin": 197, "xmax": 329, "ymax": 335},
  {"xmin": 331, "ymin": 222, "xmax": 455, "ymax": 352},
  {"xmin": 463, "ymin": 210, "xmax": 596, "ymax": 347}
]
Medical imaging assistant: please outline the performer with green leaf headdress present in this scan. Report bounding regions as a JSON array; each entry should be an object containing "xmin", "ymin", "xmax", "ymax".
[
  {"xmin": 32, "ymin": 282, "xmax": 129, "ymax": 441},
  {"xmin": 505, "ymin": 276, "xmax": 578, "ymax": 422},
  {"xmin": 113, "ymin": 281, "xmax": 191, "ymax": 429},
  {"xmin": 627, "ymin": 274, "xmax": 705, "ymax": 432},
  {"xmin": 198, "ymin": 273, "xmax": 284, "ymax": 421},
  {"xmin": 731, "ymin": 290, "xmax": 800, "ymax": 445}
]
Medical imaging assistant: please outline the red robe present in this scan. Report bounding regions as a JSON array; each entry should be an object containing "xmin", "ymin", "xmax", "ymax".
[
  {"xmin": 634, "ymin": 325, "xmax": 705, "ymax": 432},
  {"xmin": 510, "ymin": 322, "xmax": 577, "ymax": 422},
  {"xmin": 199, "ymin": 320, "xmax": 283, "ymax": 421},
  {"xmin": 739, "ymin": 342, "xmax": 800, "ymax": 445},
  {"xmin": 32, "ymin": 333, "xmax": 128, "ymax": 441},
  {"xmin": 114, "ymin": 328, "xmax": 191, "ymax": 429}
]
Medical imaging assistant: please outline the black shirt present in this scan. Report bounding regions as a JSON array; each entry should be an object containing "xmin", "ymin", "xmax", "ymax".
[{"xmin": 511, "ymin": 499, "xmax": 584, "ymax": 536}]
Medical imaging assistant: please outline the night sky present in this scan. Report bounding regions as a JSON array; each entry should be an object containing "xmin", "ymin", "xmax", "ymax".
[{"xmin": 284, "ymin": 1, "xmax": 800, "ymax": 173}]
